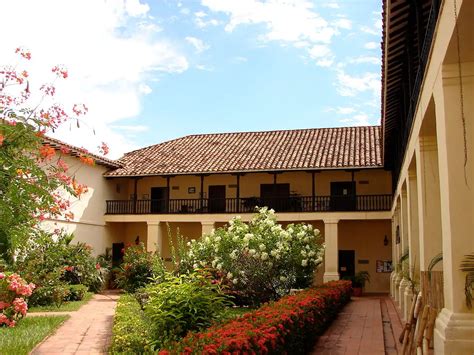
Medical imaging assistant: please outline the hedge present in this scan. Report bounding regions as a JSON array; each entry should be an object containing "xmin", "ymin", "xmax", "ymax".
[
  {"xmin": 110, "ymin": 293, "xmax": 152, "ymax": 353},
  {"xmin": 159, "ymin": 280, "xmax": 352, "ymax": 354}
]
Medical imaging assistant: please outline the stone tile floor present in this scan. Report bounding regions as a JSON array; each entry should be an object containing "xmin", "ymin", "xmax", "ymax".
[
  {"xmin": 30, "ymin": 290, "xmax": 120, "ymax": 355},
  {"xmin": 312, "ymin": 295, "xmax": 403, "ymax": 355}
]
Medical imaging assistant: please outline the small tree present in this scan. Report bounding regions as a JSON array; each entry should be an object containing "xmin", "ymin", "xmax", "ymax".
[{"xmin": 0, "ymin": 48, "xmax": 108, "ymax": 261}]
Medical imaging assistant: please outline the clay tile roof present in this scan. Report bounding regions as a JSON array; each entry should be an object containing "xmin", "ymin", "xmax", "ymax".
[
  {"xmin": 105, "ymin": 126, "xmax": 383, "ymax": 177},
  {"xmin": 42, "ymin": 135, "xmax": 123, "ymax": 169}
]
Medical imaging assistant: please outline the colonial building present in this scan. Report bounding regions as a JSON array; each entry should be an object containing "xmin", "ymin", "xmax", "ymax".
[{"xmin": 42, "ymin": 0, "xmax": 472, "ymax": 352}]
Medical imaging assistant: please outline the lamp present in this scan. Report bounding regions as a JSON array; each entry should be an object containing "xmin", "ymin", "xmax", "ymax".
[{"xmin": 384, "ymin": 235, "xmax": 389, "ymax": 246}]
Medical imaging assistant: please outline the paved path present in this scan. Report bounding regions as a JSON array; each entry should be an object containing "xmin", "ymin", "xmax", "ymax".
[
  {"xmin": 31, "ymin": 290, "xmax": 120, "ymax": 355},
  {"xmin": 312, "ymin": 295, "xmax": 403, "ymax": 355}
]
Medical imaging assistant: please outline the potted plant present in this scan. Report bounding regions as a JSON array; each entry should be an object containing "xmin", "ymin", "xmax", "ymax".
[{"xmin": 349, "ymin": 271, "xmax": 370, "ymax": 296}]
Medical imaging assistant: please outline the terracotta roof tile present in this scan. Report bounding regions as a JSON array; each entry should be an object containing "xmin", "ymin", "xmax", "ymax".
[{"xmin": 105, "ymin": 126, "xmax": 383, "ymax": 177}]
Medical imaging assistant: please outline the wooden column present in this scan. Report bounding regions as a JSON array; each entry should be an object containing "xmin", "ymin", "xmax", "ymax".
[
  {"xmin": 200, "ymin": 175, "xmax": 204, "ymax": 210},
  {"xmin": 311, "ymin": 171, "xmax": 315, "ymax": 211},
  {"xmin": 236, "ymin": 174, "xmax": 240, "ymax": 213},
  {"xmin": 133, "ymin": 178, "xmax": 138, "ymax": 214},
  {"xmin": 166, "ymin": 176, "xmax": 170, "ymax": 213}
]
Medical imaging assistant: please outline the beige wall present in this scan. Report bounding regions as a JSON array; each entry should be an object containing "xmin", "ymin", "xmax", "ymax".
[
  {"xmin": 116, "ymin": 168, "xmax": 392, "ymax": 200},
  {"xmin": 339, "ymin": 220, "xmax": 392, "ymax": 293},
  {"xmin": 41, "ymin": 155, "xmax": 123, "ymax": 256}
]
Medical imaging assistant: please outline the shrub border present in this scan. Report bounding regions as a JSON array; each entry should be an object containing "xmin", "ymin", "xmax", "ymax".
[{"xmin": 160, "ymin": 280, "xmax": 352, "ymax": 354}]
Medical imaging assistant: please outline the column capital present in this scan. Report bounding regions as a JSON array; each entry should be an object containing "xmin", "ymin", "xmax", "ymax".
[
  {"xmin": 323, "ymin": 219, "xmax": 339, "ymax": 225},
  {"xmin": 201, "ymin": 221, "xmax": 215, "ymax": 226},
  {"xmin": 147, "ymin": 221, "xmax": 161, "ymax": 226}
]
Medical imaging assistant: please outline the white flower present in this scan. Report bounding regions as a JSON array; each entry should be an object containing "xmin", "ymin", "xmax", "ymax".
[
  {"xmin": 215, "ymin": 236, "xmax": 221, "ymax": 242},
  {"xmin": 230, "ymin": 250, "xmax": 238, "ymax": 260},
  {"xmin": 259, "ymin": 243, "xmax": 266, "ymax": 251},
  {"xmin": 301, "ymin": 250, "xmax": 307, "ymax": 257},
  {"xmin": 244, "ymin": 233, "xmax": 253, "ymax": 240},
  {"xmin": 214, "ymin": 247, "xmax": 219, "ymax": 253},
  {"xmin": 204, "ymin": 237, "xmax": 210, "ymax": 243},
  {"xmin": 266, "ymin": 219, "xmax": 274, "ymax": 226},
  {"xmin": 267, "ymin": 262, "xmax": 273, "ymax": 268},
  {"xmin": 301, "ymin": 259, "xmax": 308, "ymax": 267},
  {"xmin": 261, "ymin": 252, "xmax": 269, "ymax": 261},
  {"xmin": 227, "ymin": 272, "xmax": 233, "ymax": 279},
  {"xmin": 314, "ymin": 229, "xmax": 320, "ymax": 235},
  {"xmin": 280, "ymin": 276, "xmax": 287, "ymax": 282},
  {"xmin": 253, "ymin": 252, "xmax": 260, "ymax": 259},
  {"xmin": 232, "ymin": 278, "xmax": 238, "ymax": 284},
  {"xmin": 200, "ymin": 261, "xmax": 206, "ymax": 267},
  {"xmin": 308, "ymin": 251, "xmax": 315, "ymax": 257},
  {"xmin": 297, "ymin": 231, "xmax": 305, "ymax": 238},
  {"xmin": 316, "ymin": 257, "xmax": 323, "ymax": 264},
  {"xmin": 187, "ymin": 241, "xmax": 192, "ymax": 247},
  {"xmin": 249, "ymin": 249, "xmax": 256, "ymax": 255},
  {"xmin": 211, "ymin": 259, "xmax": 217, "ymax": 268},
  {"xmin": 240, "ymin": 270, "xmax": 245, "ymax": 276},
  {"xmin": 232, "ymin": 236, "xmax": 239, "ymax": 242},
  {"xmin": 303, "ymin": 237, "xmax": 309, "ymax": 243},
  {"xmin": 217, "ymin": 263, "xmax": 223, "ymax": 270},
  {"xmin": 193, "ymin": 263, "xmax": 199, "ymax": 269},
  {"xmin": 269, "ymin": 209, "xmax": 275, "ymax": 214}
]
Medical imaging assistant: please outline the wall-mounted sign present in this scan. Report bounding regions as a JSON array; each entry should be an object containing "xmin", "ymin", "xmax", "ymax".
[
  {"xmin": 188, "ymin": 187, "xmax": 196, "ymax": 194},
  {"xmin": 376, "ymin": 260, "xmax": 392, "ymax": 273}
]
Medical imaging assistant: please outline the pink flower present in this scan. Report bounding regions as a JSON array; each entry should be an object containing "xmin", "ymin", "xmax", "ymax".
[
  {"xmin": 13, "ymin": 298, "xmax": 28, "ymax": 316},
  {"xmin": 0, "ymin": 273, "xmax": 5, "ymax": 279},
  {"xmin": 0, "ymin": 301, "xmax": 11, "ymax": 310}
]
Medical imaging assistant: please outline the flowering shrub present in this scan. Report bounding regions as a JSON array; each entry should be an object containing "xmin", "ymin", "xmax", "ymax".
[
  {"xmin": 160, "ymin": 280, "xmax": 351, "ymax": 354},
  {"xmin": 0, "ymin": 273, "xmax": 35, "ymax": 327},
  {"xmin": 0, "ymin": 48, "xmax": 107, "ymax": 261},
  {"xmin": 180, "ymin": 208, "xmax": 324, "ymax": 305},
  {"xmin": 115, "ymin": 243, "xmax": 166, "ymax": 293},
  {"xmin": 15, "ymin": 231, "xmax": 102, "ymax": 306}
]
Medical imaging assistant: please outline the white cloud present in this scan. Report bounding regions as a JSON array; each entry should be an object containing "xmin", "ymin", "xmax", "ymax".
[
  {"xmin": 340, "ymin": 113, "xmax": 371, "ymax": 126},
  {"xmin": 328, "ymin": 107, "xmax": 357, "ymax": 115},
  {"xmin": 185, "ymin": 36, "xmax": 210, "ymax": 53},
  {"xmin": 138, "ymin": 83, "xmax": 152, "ymax": 95},
  {"xmin": 333, "ymin": 18, "xmax": 351, "ymax": 30},
  {"xmin": 320, "ymin": 2, "xmax": 340, "ymax": 9},
  {"xmin": 196, "ymin": 64, "xmax": 214, "ymax": 71},
  {"xmin": 110, "ymin": 125, "xmax": 149, "ymax": 133},
  {"xmin": 364, "ymin": 41, "xmax": 378, "ymax": 49},
  {"xmin": 360, "ymin": 19, "xmax": 382, "ymax": 36},
  {"xmin": 180, "ymin": 8, "xmax": 190, "ymax": 15},
  {"xmin": 201, "ymin": 0, "xmax": 339, "ymax": 67},
  {"xmin": 348, "ymin": 56, "xmax": 380, "ymax": 65},
  {"xmin": 194, "ymin": 11, "xmax": 221, "ymax": 28},
  {"xmin": 335, "ymin": 70, "xmax": 380, "ymax": 97},
  {"xmin": 0, "ymin": 0, "xmax": 189, "ymax": 158}
]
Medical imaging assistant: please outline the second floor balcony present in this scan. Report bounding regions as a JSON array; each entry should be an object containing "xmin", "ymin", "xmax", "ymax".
[{"xmin": 106, "ymin": 194, "xmax": 392, "ymax": 215}]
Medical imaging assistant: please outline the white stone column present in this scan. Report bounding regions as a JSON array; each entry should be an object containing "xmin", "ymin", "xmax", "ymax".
[
  {"xmin": 323, "ymin": 219, "xmax": 340, "ymax": 283},
  {"xmin": 433, "ymin": 64, "xmax": 474, "ymax": 354},
  {"xmin": 201, "ymin": 221, "xmax": 215, "ymax": 236},
  {"xmin": 398, "ymin": 187, "xmax": 410, "ymax": 317},
  {"xmin": 415, "ymin": 137, "xmax": 443, "ymax": 271},
  {"xmin": 146, "ymin": 221, "xmax": 162, "ymax": 255}
]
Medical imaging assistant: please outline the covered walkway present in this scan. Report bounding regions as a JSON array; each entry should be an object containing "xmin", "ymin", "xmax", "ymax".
[{"xmin": 312, "ymin": 295, "xmax": 403, "ymax": 355}]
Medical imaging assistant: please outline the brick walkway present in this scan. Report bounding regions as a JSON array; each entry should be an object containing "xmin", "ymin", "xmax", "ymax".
[
  {"xmin": 31, "ymin": 290, "xmax": 120, "ymax": 355},
  {"xmin": 312, "ymin": 295, "xmax": 403, "ymax": 355}
]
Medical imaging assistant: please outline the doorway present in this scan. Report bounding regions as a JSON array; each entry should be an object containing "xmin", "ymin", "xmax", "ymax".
[
  {"xmin": 151, "ymin": 187, "xmax": 168, "ymax": 213},
  {"xmin": 330, "ymin": 181, "xmax": 356, "ymax": 211},
  {"xmin": 338, "ymin": 250, "xmax": 355, "ymax": 279},
  {"xmin": 208, "ymin": 185, "xmax": 226, "ymax": 212},
  {"xmin": 260, "ymin": 183, "xmax": 290, "ymax": 211}
]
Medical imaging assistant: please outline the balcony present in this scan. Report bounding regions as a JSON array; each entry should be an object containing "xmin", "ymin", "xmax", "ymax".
[{"xmin": 105, "ymin": 195, "xmax": 392, "ymax": 215}]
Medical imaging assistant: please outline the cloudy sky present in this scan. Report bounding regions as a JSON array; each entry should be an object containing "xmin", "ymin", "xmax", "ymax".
[{"xmin": 0, "ymin": 0, "xmax": 382, "ymax": 158}]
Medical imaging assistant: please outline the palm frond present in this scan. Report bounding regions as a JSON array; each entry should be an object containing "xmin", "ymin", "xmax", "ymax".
[
  {"xmin": 399, "ymin": 248, "xmax": 410, "ymax": 264},
  {"xmin": 460, "ymin": 253, "xmax": 474, "ymax": 309},
  {"xmin": 428, "ymin": 253, "xmax": 443, "ymax": 281}
]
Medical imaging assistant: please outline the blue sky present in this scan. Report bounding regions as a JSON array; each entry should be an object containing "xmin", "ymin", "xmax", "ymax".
[{"xmin": 1, "ymin": 0, "xmax": 382, "ymax": 158}]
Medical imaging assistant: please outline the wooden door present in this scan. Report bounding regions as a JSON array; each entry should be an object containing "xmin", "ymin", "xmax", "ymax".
[
  {"xmin": 151, "ymin": 187, "xmax": 168, "ymax": 213},
  {"xmin": 330, "ymin": 181, "xmax": 356, "ymax": 211},
  {"xmin": 338, "ymin": 250, "xmax": 355, "ymax": 279},
  {"xmin": 260, "ymin": 183, "xmax": 290, "ymax": 211},
  {"xmin": 208, "ymin": 185, "xmax": 226, "ymax": 212}
]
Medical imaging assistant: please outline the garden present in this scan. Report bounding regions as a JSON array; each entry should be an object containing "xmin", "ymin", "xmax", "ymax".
[{"xmin": 109, "ymin": 207, "xmax": 352, "ymax": 354}]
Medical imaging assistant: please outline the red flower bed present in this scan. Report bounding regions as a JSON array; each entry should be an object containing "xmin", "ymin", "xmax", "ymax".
[{"xmin": 160, "ymin": 280, "xmax": 351, "ymax": 354}]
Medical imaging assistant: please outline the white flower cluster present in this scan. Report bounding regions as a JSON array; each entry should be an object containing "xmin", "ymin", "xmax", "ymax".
[{"xmin": 184, "ymin": 207, "xmax": 324, "ymax": 290}]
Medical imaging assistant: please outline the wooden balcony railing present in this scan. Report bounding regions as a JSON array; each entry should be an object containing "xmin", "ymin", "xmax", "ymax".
[{"xmin": 105, "ymin": 194, "xmax": 392, "ymax": 215}]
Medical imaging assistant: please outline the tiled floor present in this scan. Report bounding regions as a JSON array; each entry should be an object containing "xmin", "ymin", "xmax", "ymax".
[
  {"xmin": 312, "ymin": 295, "xmax": 403, "ymax": 355},
  {"xmin": 31, "ymin": 290, "xmax": 120, "ymax": 355}
]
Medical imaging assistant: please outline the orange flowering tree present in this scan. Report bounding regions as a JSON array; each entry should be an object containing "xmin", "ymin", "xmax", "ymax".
[{"xmin": 0, "ymin": 48, "xmax": 108, "ymax": 260}]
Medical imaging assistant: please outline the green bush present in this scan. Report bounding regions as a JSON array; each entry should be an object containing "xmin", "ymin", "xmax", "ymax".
[
  {"xmin": 110, "ymin": 294, "xmax": 152, "ymax": 354},
  {"xmin": 14, "ymin": 231, "xmax": 102, "ymax": 306},
  {"xmin": 65, "ymin": 284, "xmax": 88, "ymax": 302},
  {"xmin": 143, "ymin": 273, "xmax": 232, "ymax": 349},
  {"xmin": 115, "ymin": 243, "xmax": 165, "ymax": 293},
  {"xmin": 180, "ymin": 207, "xmax": 325, "ymax": 305}
]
